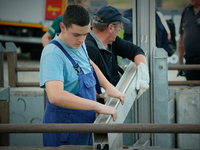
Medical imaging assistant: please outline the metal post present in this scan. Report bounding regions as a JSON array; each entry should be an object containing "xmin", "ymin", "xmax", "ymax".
[
  {"xmin": 153, "ymin": 47, "xmax": 170, "ymax": 147},
  {"xmin": 6, "ymin": 42, "xmax": 18, "ymax": 87},
  {"xmin": 133, "ymin": 0, "xmax": 155, "ymax": 146},
  {"xmin": 0, "ymin": 43, "xmax": 4, "ymax": 87},
  {"xmin": 0, "ymin": 87, "xmax": 10, "ymax": 146}
]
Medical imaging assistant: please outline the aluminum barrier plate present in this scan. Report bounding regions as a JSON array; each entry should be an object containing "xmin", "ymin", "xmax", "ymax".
[{"xmin": 93, "ymin": 62, "xmax": 138, "ymax": 149}]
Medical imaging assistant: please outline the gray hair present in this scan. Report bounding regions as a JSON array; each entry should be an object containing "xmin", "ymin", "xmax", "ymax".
[{"xmin": 92, "ymin": 15, "xmax": 121, "ymax": 31}]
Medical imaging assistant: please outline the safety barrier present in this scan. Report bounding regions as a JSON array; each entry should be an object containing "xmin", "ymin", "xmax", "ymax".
[
  {"xmin": 0, "ymin": 87, "xmax": 10, "ymax": 146},
  {"xmin": 0, "ymin": 123, "xmax": 200, "ymax": 134},
  {"xmin": 3, "ymin": 41, "xmax": 200, "ymax": 87},
  {"xmin": 5, "ymin": 42, "xmax": 39, "ymax": 87},
  {"xmin": 168, "ymin": 64, "xmax": 200, "ymax": 86},
  {"xmin": 0, "ymin": 43, "xmax": 4, "ymax": 87}
]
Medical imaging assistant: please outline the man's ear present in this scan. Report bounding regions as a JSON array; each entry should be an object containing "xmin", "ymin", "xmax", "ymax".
[
  {"xmin": 60, "ymin": 22, "xmax": 65, "ymax": 32},
  {"xmin": 108, "ymin": 24, "xmax": 113, "ymax": 33}
]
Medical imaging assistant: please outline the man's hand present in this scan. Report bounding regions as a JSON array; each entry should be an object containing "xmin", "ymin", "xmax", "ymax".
[
  {"xmin": 103, "ymin": 87, "xmax": 126, "ymax": 105},
  {"xmin": 136, "ymin": 62, "xmax": 149, "ymax": 99},
  {"xmin": 177, "ymin": 61, "xmax": 185, "ymax": 77},
  {"xmin": 99, "ymin": 88, "xmax": 105, "ymax": 99},
  {"xmin": 95, "ymin": 104, "xmax": 117, "ymax": 121}
]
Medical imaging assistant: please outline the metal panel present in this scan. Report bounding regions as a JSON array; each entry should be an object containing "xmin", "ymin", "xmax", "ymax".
[
  {"xmin": 0, "ymin": 43, "xmax": 4, "ymax": 87},
  {"xmin": 93, "ymin": 62, "xmax": 138, "ymax": 149},
  {"xmin": 176, "ymin": 87, "xmax": 200, "ymax": 149},
  {"xmin": 153, "ymin": 47, "xmax": 170, "ymax": 148},
  {"xmin": 0, "ymin": 87, "xmax": 10, "ymax": 146},
  {"xmin": 133, "ymin": 0, "xmax": 155, "ymax": 146}
]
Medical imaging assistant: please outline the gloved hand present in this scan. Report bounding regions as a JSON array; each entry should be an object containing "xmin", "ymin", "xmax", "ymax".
[
  {"xmin": 99, "ymin": 88, "xmax": 105, "ymax": 99},
  {"xmin": 136, "ymin": 62, "xmax": 149, "ymax": 99},
  {"xmin": 177, "ymin": 61, "xmax": 185, "ymax": 77}
]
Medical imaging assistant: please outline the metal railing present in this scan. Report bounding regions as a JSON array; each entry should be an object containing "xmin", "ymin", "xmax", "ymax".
[
  {"xmin": 0, "ymin": 123, "xmax": 200, "ymax": 134},
  {"xmin": 168, "ymin": 64, "xmax": 200, "ymax": 86},
  {"xmin": 0, "ymin": 43, "xmax": 4, "ymax": 87},
  {"xmin": 5, "ymin": 42, "xmax": 40, "ymax": 87}
]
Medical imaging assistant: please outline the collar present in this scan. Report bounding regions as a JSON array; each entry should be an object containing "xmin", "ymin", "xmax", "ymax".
[{"xmin": 89, "ymin": 28, "xmax": 111, "ymax": 53}]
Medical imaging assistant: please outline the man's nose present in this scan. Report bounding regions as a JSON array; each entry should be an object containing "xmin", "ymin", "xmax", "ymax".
[{"xmin": 78, "ymin": 35, "xmax": 85, "ymax": 42}]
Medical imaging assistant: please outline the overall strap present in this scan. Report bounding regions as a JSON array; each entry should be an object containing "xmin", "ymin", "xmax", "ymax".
[
  {"xmin": 82, "ymin": 45, "xmax": 91, "ymax": 65},
  {"xmin": 50, "ymin": 40, "xmax": 101, "ymax": 94},
  {"xmin": 82, "ymin": 42, "xmax": 102, "ymax": 94},
  {"xmin": 50, "ymin": 40, "xmax": 83, "ymax": 74}
]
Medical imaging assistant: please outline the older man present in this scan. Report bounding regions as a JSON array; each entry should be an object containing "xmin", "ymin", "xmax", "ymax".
[{"xmin": 85, "ymin": 6, "xmax": 149, "ymax": 103}]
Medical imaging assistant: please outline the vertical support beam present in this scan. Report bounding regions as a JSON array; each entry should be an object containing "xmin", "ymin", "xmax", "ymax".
[
  {"xmin": 0, "ymin": 43, "xmax": 4, "ymax": 87},
  {"xmin": 0, "ymin": 87, "xmax": 10, "ymax": 146},
  {"xmin": 132, "ymin": 0, "xmax": 155, "ymax": 146},
  {"xmin": 153, "ymin": 47, "xmax": 170, "ymax": 148},
  {"xmin": 6, "ymin": 42, "xmax": 18, "ymax": 87}
]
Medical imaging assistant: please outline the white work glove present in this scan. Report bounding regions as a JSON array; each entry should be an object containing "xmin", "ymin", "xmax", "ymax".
[
  {"xmin": 135, "ymin": 62, "xmax": 149, "ymax": 99},
  {"xmin": 99, "ymin": 88, "xmax": 105, "ymax": 99}
]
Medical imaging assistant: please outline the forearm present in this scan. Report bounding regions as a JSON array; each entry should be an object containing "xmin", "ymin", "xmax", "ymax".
[
  {"xmin": 178, "ymin": 35, "xmax": 184, "ymax": 62},
  {"xmin": 45, "ymin": 80, "xmax": 102, "ymax": 111},
  {"xmin": 41, "ymin": 32, "xmax": 52, "ymax": 47},
  {"xmin": 45, "ymin": 80, "xmax": 118, "ymax": 119},
  {"xmin": 90, "ymin": 60, "xmax": 113, "ymax": 90},
  {"xmin": 134, "ymin": 54, "xmax": 148, "ymax": 66}
]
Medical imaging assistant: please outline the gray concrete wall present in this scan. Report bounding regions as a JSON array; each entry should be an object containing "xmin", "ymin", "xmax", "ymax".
[
  {"xmin": 9, "ymin": 87, "xmax": 44, "ymax": 146},
  {"xmin": 169, "ymin": 86, "xmax": 200, "ymax": 149}
]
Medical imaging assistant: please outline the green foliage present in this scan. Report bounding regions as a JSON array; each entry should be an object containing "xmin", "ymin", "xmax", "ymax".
[{"xmin": 117, "ymin": 29, "xmax": 124, "ymax": 39}]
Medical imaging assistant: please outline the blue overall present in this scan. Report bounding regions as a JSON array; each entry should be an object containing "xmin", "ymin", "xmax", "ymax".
[{"xmin": 43, "ymin": 40, "xmax": 100, "ymax": 146}]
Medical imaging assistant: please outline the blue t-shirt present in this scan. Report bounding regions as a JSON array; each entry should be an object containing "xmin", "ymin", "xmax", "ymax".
[{"xmin": 40, "ymin": 36, "xmax": 91, "ymax": 94}]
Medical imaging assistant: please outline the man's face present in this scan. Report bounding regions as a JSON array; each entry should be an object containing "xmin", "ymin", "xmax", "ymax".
[
  {"xmin": 109, "ymin": 22, "xmax": 123, "ymax": 43},
  {"xmin": 60, "ymin": 23, "xmax": 90, "ymax": 49}
]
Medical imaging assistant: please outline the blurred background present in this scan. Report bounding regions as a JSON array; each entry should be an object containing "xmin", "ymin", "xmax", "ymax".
[{"xmin": 107, "ymin": 0, "xmax": 189, "ymax": 8}]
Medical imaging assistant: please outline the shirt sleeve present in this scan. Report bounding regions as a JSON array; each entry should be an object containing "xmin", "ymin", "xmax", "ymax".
[
  {"xmin": 113, "ymin": 36, "xmax": 145, "ymax": 61},
  {"xmin": 179, "ymin": 5, "xmax": 190, "ymax": 35},
  {"xmin": 40, "ymin": 52, "xmax": 64, "ymax": 88},
  {"xmin": 47, "ymin": 15, "xmax": 63, "ymax": 37},
  {"xmin": 85, "ymin": 41, "xmax": 101, "ymax": 68}
]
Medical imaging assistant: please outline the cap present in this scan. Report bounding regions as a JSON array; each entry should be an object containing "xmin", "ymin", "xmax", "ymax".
[{"xmin": 94, "ymin": 6, "xmax": 130, "ymax": 24}]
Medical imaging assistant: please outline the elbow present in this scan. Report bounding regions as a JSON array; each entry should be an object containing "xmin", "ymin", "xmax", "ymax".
[{"xmin": 47, "ymin": 93, "xmax": 59, "ymax": 105}]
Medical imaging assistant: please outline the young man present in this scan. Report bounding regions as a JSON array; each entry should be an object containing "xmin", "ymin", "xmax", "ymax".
[
  {"xmin": 41, "ymin": 0, "xmax": 89, "ymax": 47},
  {"xmin": 40, "ymin": 5, "xmax": 125, "ymax": 146},
  {"xmin": 85, "ymin": 6, "xmax": 149, "ymax": 102}
]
